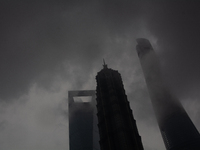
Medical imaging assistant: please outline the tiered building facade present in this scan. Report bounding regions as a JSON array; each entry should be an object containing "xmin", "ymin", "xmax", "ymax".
[{"xmin": 95, "ymin": 63, "xmax": 144, "ymax": 150}]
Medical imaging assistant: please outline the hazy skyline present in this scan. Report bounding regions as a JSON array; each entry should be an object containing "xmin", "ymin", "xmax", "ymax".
[{"xmin": 1, "ymin": 1, "xmax": 200, "ymax": 150}]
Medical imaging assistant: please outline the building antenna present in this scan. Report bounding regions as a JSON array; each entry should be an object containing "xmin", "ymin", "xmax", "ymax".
[{"xmin": 103, "ymin": 59, "xmax": 108, "ymax": 69}]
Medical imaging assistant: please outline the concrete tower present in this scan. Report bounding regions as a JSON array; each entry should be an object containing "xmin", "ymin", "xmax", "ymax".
[
  {"xmin": 68, "ymin": 90, "xmax": 100, "ymax": 150},
  {"xmin": 136, "ymin": 38, "xmax": 200, "ymax": 150},
  {"xmin": 95, "ymin": 62, "xmax": 144, "ymax": 150}
]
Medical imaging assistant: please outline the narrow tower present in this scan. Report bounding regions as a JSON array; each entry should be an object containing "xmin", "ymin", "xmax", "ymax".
[
  {"xmin": 136, "ymin": 38, "xmax": 200, "ymax": 150},
  {"xmin": 95, "ymin": 62, "xmax": 144, "ymax": 150}
]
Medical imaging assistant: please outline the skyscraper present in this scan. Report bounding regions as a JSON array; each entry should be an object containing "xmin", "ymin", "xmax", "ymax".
[
  {"xmin": 136, "ymin": 38, "xmax": 200, "ymax": 150},
  {"xmin": 95, "ymin": 62, "xmax": 144, "ymax": 150},
  {"xmin": 68, "ymin": 90, "xmax": 100, "ymax": 150}
]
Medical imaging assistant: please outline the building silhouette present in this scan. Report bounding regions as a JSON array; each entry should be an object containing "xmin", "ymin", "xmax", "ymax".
[
  {"xmin": 95, "ymin": 62, "xmax": 144, "ymax": 150},
  {"xmin": 136, "ymin": 38, "xmax": 200, "ymax": 150},
  {"xmin": 68, "ymin": 90, "xmax": 100, "ymax": 150}
]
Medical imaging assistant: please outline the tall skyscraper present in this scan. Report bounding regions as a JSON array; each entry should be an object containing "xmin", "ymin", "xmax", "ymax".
[
  {"xmin": 68, "ymin": 90, "xmax": 100, "ymax": 150},
  {"xmin": 95, "ymin": 62, "xmax": 144, "ymax": 150},
  {"xmin": 136, "ymin": 38, "xmax": 200, "ymax": 150}
]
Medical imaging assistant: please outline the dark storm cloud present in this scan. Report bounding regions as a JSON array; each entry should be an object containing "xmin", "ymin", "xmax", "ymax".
[
  {"xmin": 99, "ymin": 0, "xmax": 142, "ymax": 33},
  {"xmin": 1, "ymin": 0, "xmax": 199, "ymax": 102},
  {"xmin": 0, "ymin": 0, "xmax": 145, "ymax": 101},
  {"xmin": 0, "ymin": 0, "xmax": 106, "ymax": 100}
]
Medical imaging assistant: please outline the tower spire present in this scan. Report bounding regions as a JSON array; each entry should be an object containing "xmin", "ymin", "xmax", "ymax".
[{"xmin": 103, "ymin": 59, "xmax": 108, "ymax": 69}]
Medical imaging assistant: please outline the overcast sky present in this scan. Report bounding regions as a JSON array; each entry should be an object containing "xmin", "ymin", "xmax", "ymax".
[{"xmin": 1, "ymin": 0, "xmax": 200, "ymax": 150}]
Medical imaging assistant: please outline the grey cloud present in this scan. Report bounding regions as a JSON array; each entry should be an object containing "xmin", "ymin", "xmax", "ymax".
[
  {"xmin": 0, "ymin": 0, "xmax": 107, "ymax": 100},
  {"xmin": 0, "ymin": 0, "xmax": 145, "ymax": 101}
]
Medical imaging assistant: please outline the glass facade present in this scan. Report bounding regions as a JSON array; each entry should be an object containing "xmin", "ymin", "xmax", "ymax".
[
  {"xmin": 160, "ymin": 111, "xmax": 200, "ymax": 150},
  {"xmin": 68, "ymin": 90, "xmax": 100, "ymax": 150},
  {"xmin": 136, "ymin": 38, "xmax": 200, "ymax": 150}
]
